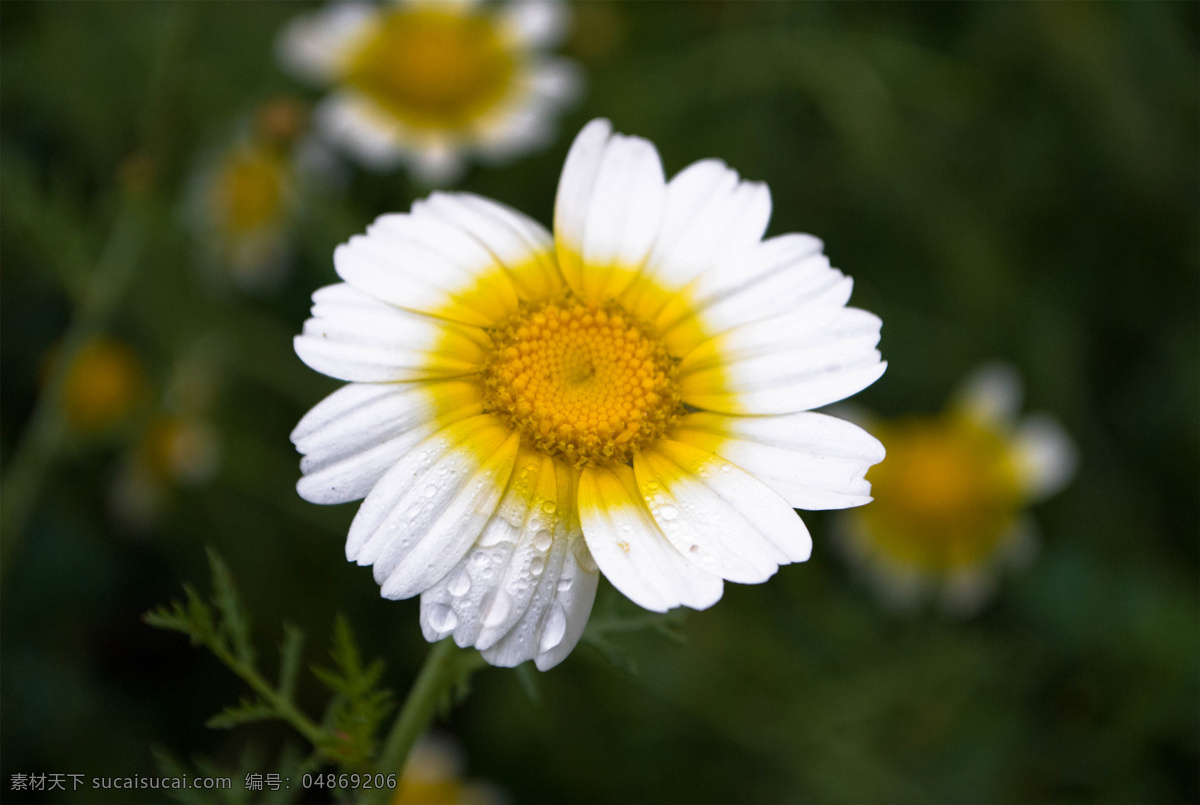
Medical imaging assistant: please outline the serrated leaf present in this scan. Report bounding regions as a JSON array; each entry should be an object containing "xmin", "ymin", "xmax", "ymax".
[
  {"xmin": 207, "ymin": 547, "xmax": 255, "ymax": 666},
  {"xmin": 310, "ymin": 615, "xmax": 393, "ymax": 766},
  {"xmin": 277, "ymin": 623, "xmax": 305, "ymax": 704},
  {"xmin": 206, "ymin": 696, "xmax": 277, "ymax": 729}
]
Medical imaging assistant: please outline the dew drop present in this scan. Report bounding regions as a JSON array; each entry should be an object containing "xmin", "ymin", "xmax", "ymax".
[
  {"xmin": 427, "ymin": 604, "xmax": 458, "ymax": 633},
  {"xmin": 530, "ymin": 556, "xmax": 546, "ymax": 576},
  {"xmin": 533, "ymin": 529, "xmax": 553, "ymax": 552},
  {"xmin": 481, "ymin": 565, "xmax": 496, "ymax": 580},
  {"xmin": 540, "ymin": 500, "xmax": 557, "ymax": 515},
  {"xmin": 538, "ymin": 604, "xmax": 567, "ymax": 652},
  {"xmin": 557, "ymin": 576, "xmax": 573, "ymax": 592},
  {"xmin": 469, "ymin": 550, "xmax": 489, "ymax": 568},
  {"xmin": 422, "ymin": 484, "xmax": 438, "ymax": 498},
  {"xmin": 447, "ymin": 569, "xmax": 471, "ymax": 596},
  {"xmin": 573, "ymin": 542, "xmax": 599, "ymax": 573},
  {"xmin": 658, "ymin": 504, "xmax": 679, "ymax": 521}
]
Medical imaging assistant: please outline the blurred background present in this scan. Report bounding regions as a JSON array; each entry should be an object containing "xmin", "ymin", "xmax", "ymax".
[{"xmin": 2, "ymin": 2, "xmax": 1197, "ymax": 802}]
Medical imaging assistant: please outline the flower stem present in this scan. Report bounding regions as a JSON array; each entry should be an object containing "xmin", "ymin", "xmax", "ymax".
[
  {"xmin": 0, "ymin": 198, "xmax": 148, "ymax": 572},
  {"xmin": 206, "ymin": 640, "xmax": 329, "ymax": 751},
  {"xmin": 367, "ymin": 639, "xmax": 484, "ymax": 805}
]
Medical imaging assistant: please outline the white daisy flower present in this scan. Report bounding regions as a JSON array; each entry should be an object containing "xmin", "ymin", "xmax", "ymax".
[
  {"xmin": 277, "ymin": 0, "xmax": 582, "ymax": 185},
  {"xmin": 291, "ymin": 118, "xmax": 887, "ymax": 670},
  {"xmin": 838, "ymin": 363, "xmax": 1078, "ymax": 616},
  {"xmin": 186, "ymin": 101, "xmax": 309, "ymax": 293}
]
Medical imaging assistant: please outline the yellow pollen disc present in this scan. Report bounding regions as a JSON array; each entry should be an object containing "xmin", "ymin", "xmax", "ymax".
[
  {"xmin": 346, "ymin": 8, "xmax": 516, "ymax": 131},
  {"xmin": 215, "ymin": 147, "xmax": 287, "ymax": 234},
  {"xmin": 482, "ymin": 295, "xmax": 684, "ymax": 467},
  {"xmin": 860, "ymin": 416, "xmax": 1023, "ymax": 571}
]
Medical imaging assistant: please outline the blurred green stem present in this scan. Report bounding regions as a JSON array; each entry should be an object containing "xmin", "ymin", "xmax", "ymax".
[
  {"xmin": 367, "ymin": 639, "xmax": 484, "ymax": 805},
  {"xmin": 0, "ymin": 197, "xmax": 148, "ymax": 573}
]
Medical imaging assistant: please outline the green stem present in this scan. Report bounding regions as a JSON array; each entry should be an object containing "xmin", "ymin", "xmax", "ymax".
[
  {"xmin": 367, "ymin": 639, "xmax": 483, "ymax": 804},
  {"xmin": 0, "ymin": 198, "xmax": 148, "ymax": 571},
  {"xmin": 208, "ymin": 641, "xmax": 328, "ymax": 751}
]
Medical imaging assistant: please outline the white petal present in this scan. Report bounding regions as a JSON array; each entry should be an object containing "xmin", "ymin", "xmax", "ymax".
[
  {"xmin": 473, "ymin": 59, "xmax": 583, "ymax": 162},
  {"xmin": 578, "ymin": 463, "xmax": 723, "ymax": 612},
  {"xmin": 623, "ymin": 160, "xmax": 770, "ymax": 324},
  {"xmin": 656, "ymin": 234, "xmax": 847, "ymax": 355},
  {"xmin": 554, "ymin": 119, "xmax": 666, "ymax": 300},
  {"xmin": 671, "ymin": 410, "xmax": 885, "ymax": 510},
  {"xmin": 499, "ymin": 0, "xmax": 569, "ymax": 49},
  {"xmin": 419, "ymin": 450, "xmax": 552, "ymax": 648},
  {"xmin": 680, "ymin": 307, "xmax": 887, "ymax": 415},
  {"xmin": 334, "ymin": 211, "xmax": 522, "ymax": 325},
  {"xmin": 414, "ymin": 192, "xmax": 561, "ymax": 300},
  {"xmin": 940, "ymin": 568, "xmax": 999, "ymax": 618},
  {"xmin": 533, "ymin": 540, "xmax": 599, "ymax": 671},
  {"xmin": 347, "ymin": 415, "xmax": 519, "ymax": 600},
  {"xmin": 473, "ymin": 456, "xmax": 567, "ymax": 651},
  {"xmin": 422, "ymin": 451, "xmax": 601, "ymax": 670},
  {"xmin": 479, "ymin": 462, "xmax": 600, "ymax": 668},
  {"xmin": 954, "ymin": 362, "xmax": 1024, "ymax": 428},
  {"xmin": 291, "ymin": 380, "xmax": 483, "ymax": 504},
  {"xmin": 276, "ymin": 3, "xmax": 376, "ymax": 84},
  {"xmin": 634, "ymin": 440, "xmax": 811, "ymax": 584},
  {"xmin": 294, "ymin": 283, "xmax": 488, "ymax": 382},
  {"xmin": 410, "ymin": 142, "xmax": 466, "ymax": 187},
  {"xmin": 315, "ymin": 93, "xmax": 408, "ymax": 172},
  {"xmin": 1012, "ymin": 413, "xmax": 1077, "ymax": 501}
]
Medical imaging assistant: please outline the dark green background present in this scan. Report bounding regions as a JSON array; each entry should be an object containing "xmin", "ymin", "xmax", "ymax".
[{"xmin": 2, "ymin": 2, "xmax": 1197, "ymax": 802}]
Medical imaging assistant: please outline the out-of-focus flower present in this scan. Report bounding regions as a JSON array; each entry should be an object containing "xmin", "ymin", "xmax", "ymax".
[
  {"xmin": 392, "ymin": 735, "xmax": 504, "ymax": 805},
  {"xmin": 839, "ymin": 364, "xmax": 1077, "ymax": 615},
  {"xmin": 109, "ymin": 416, "xmax": 222, "ymax": 534},
  {"xmin": 277, "ymin": 0, "xmax": 582, "ymax": 184},
  {"xmin": 58, "ymin": 336, "xmax": 146, "ymax": 433},
  {"xmin": 187, "ymin": 99, "xmax": 309, "ymax": 292},
  {"xmin": 290, "ymin": 118, "xmax": 886, "ymax": 669},
  {"xmin": 107, "ymin": 342, "xmax": 225, "ymax": 533}
]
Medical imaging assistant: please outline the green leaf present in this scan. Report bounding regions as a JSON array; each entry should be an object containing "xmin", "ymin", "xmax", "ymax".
[
  {"xmin": 310, "ymin": 615, "xmax": 394, "ymax": 766},
  {"xmin": 207, "ymin": 696, "xmax": 277, "ymax": 729},
  {"xmin": 207, "ymin": 546, "xmax": 255, "ymax": 666},
  {"xmin": 277, "ymin": 623, "xmax": 305, "ymax": 704}
]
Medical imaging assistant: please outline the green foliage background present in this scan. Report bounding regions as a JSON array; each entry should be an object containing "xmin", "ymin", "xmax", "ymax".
[{"xmin": 2, "ymin": 1, "xmax": 1197, "ymax": 802}]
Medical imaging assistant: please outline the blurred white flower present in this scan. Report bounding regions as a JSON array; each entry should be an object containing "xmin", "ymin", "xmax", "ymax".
[
  {"xmin": 185, "ymin": 99, "xmax": 312, "ymax": 293},
  {"xmin": 277, "ymin": 0, "xmax": 582, "ymax": 184},
  {"xmin": 393, "ymin": 734, "xmax": 505, "ymax": 805},
  {"xmin": 838, "ymin": 363, "xmax": 1078, "ymax": 616}
]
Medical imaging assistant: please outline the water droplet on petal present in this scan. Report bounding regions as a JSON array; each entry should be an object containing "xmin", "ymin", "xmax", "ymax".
[
  {"xmin": 538, "ymin": 604, "xmax": 567, "ymax": 652},
  {"xmin": 533, "ymin": 529, "xmax": 553, "ymax": 551},
  {"xmin": 541, "ymin": 500, "xmax": 557, "ymax": 514},
  {"xmin": 423, "ymin": 484, "xmax": 438, "ymax": 498},
  {"xmin": 530, "ymin": 556, "xmax": 545, "ymax": 576},
  {"xmin": 447, "ymin": 569, "xmax": 471, "ymax": 596},
  {"xmin": 427, "ymin": 604, "xmax": 458, "ymax": 633},
  {"xmin": 658, "ymin": 504, "xmax": 678, "ymax": 521},
  {"xmin": 557, "ymin": 576, "xmax": 573, "ymax": 592}
]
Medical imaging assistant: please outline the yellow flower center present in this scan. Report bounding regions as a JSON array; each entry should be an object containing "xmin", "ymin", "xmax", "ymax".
[
  {"xmin": 860, "ymin": 416, "xmax": 1023, "ymax": 571},
  {"xmin": 482, "ymin": 295, "xmax": 684, "ymax": 467},
  {"xmin": 346, "ymin": 8, "xmax": 516, "ymax": 131},
  {"xmin": 59, "ymin": 338, "xmax": 146, "ymax": 432},
  {"xmin": 215, "ymin": 147, "xmax": 287, "ymax": 234}
]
